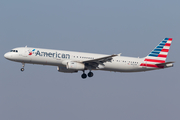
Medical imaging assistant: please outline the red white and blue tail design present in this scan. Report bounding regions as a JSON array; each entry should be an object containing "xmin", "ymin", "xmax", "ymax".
[{"xmin": 140, "ymin": 38, "xmax": 173, "ymax": 68}]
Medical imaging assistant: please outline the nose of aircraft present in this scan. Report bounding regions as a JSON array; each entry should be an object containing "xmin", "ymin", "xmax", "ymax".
[{"xmin": 4, "ymin": 52, "xmax": 11, "ymax": 59}]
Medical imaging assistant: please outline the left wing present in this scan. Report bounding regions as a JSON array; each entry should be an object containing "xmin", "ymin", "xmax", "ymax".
[
  {"xmin": 83, "ymin": 54, "xmax": 117, "ymax": 63},
  {"xmin": 156, "ymin": 61, "xmax": 174, "ymax": 68},
  {"xmin": 82, "ymin": 54, "xmax": 118, "ymax": 69}
]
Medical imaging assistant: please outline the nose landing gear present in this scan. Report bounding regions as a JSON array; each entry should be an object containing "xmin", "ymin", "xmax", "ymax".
[
  {"xmin": 21, "ymin": 68, "xmax": 24, "ymax": 71},
  {"xmin": 21, "ymin": 63, "xmax": 25, "ymax": 71}
]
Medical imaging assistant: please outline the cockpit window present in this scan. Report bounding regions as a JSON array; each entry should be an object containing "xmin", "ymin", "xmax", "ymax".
[{"xmin": 10, "ymin": 50, "xmax": 18, "ymax": 52}]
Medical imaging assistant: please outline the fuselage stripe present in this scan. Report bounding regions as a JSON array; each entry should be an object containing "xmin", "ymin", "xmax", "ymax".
[
  {"xmin": 140, "ymin": 63, "xmax": 164, "ymax": 68},
  {"xmin": 144, "ymin": 59, "xmax": 165, "ymax": 63}
]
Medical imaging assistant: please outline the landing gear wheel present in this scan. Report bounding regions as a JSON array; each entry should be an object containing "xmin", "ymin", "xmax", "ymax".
[
  {"xmin": 21, "ymin": 63, "xmax": 25, "ymax": 72},
  {"xmin": 21, "ymin": 68, "xmax": 24, "ymax": 71},
  {"xmin": 81, "ymin": 73, "xmax": 87, "ymax": 79},
  {"xmin": 88, "ymin": 72, "xmax": 93, "ymax": 77}
]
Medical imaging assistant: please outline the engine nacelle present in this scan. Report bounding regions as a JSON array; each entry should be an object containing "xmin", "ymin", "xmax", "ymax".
[
  {"xmin": 57, "ymin": 66, "xmax": 78, "ymax": 73},
  {"xmin": 67, "ymin": 62, "xmax": 85, "ymax": 70}
]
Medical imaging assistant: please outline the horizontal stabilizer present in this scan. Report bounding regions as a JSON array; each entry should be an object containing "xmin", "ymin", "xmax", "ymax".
[
  {"xmin": 155, "ymin": 61, "xmax": 174, "ymax": 65},
  {"xmin": 155, "ymin": 61, "xmax": 174, "ymax": 68}
]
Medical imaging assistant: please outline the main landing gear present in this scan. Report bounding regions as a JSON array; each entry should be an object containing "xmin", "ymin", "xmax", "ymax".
[
  {"xmin": 21, "ymin": 63, "xmax": 25, "ymax": 71},
  {"xmin": 81, "ymin": 70, "xmax": 94, "ymax": 79}
]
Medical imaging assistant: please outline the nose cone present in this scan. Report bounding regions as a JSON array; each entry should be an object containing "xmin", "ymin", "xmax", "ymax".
[{"xmin": 4, "ymin": 52, "xmax": 11, "ymax": 59}]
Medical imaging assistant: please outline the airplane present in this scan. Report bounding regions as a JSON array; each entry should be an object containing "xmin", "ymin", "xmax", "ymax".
[{"xmin": 4, "ymin": 38, "xmax": 174, "ymax": 79}]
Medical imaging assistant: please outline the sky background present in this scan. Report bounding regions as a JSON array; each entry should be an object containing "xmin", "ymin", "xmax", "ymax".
[{"xmin": 0, "ymin": 0, "xmax": 179, "ymax": 120}]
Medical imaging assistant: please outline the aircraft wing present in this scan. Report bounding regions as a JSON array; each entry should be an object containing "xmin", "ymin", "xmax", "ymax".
[{"xmin": 82, "ymin": 54, "xmax": 118, "ymax": 68}]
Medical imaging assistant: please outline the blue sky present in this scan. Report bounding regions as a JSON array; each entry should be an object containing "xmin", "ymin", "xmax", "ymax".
[{"xmin": 0, "ymin": 0, "xmax": 179, "ymax": 120}]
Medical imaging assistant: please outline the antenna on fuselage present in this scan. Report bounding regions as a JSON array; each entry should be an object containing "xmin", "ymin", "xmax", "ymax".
[{"xmin": 118, "ymin": 53, "xmax": 122, "ymax": 56}]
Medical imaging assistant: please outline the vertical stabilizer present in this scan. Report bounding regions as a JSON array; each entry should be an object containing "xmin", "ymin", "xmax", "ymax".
[{"xmin": 140, "ymin": 38, "xmax": 173, "ymax": 68}]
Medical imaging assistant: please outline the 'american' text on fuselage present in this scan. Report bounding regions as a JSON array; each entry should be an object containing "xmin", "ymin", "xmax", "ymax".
[{"xmin": 35, "ymin": 50, "xmax": 70, "ymax": 59}]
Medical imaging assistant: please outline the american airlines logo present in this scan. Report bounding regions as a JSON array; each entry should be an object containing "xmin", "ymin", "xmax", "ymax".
[
  {"xmin": 34, "ymin": 50, "xmax": 70, "ymax": 59},
  {"xmin": 28, "ymin": 49, "xmax": 35, "ymax": 55}
]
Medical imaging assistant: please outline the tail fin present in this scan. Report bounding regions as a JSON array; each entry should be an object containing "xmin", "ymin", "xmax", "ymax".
[{"xmin": 144, "ymin": 38, "xmax": 173, "ymax": 63}]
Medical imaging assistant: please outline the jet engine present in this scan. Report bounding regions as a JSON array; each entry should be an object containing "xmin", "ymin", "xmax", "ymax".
[
  {"xmin": 58, "ymin": 61, "xmax": 85, "ymax": 73},
  {"xmin": 57, "ymin": 66, "xmax": 78, "ymax": 73},
  {"xmin": 66, "ymin": 62, "xmax": 85, "ymax": 70}
]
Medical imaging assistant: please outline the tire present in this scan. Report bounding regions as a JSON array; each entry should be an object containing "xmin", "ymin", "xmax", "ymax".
[
  {"xmin": 88, "ymin": 72, "xmax": 93, "ymax": 77},
  {"xmin": 81, "ymin": 73, "xmax": 87, "ymax": 79},
  {"xmin": 21, "ymin": 68, "xmax": 24, "ymax": 71}
]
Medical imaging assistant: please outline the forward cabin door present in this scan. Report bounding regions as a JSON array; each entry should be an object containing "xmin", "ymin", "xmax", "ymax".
[
  {"xmin": 20, "ymin": 48, "xmax": 32, "ymax": 63},
  {"xmin": 22, "ymin": 48, "xmax": 28, "ymax": 57}
]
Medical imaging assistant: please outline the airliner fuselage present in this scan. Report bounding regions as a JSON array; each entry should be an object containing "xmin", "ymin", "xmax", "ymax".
[{"xmin": 4, "ymin": 38, "xmax": 174, "ymax": 79}]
